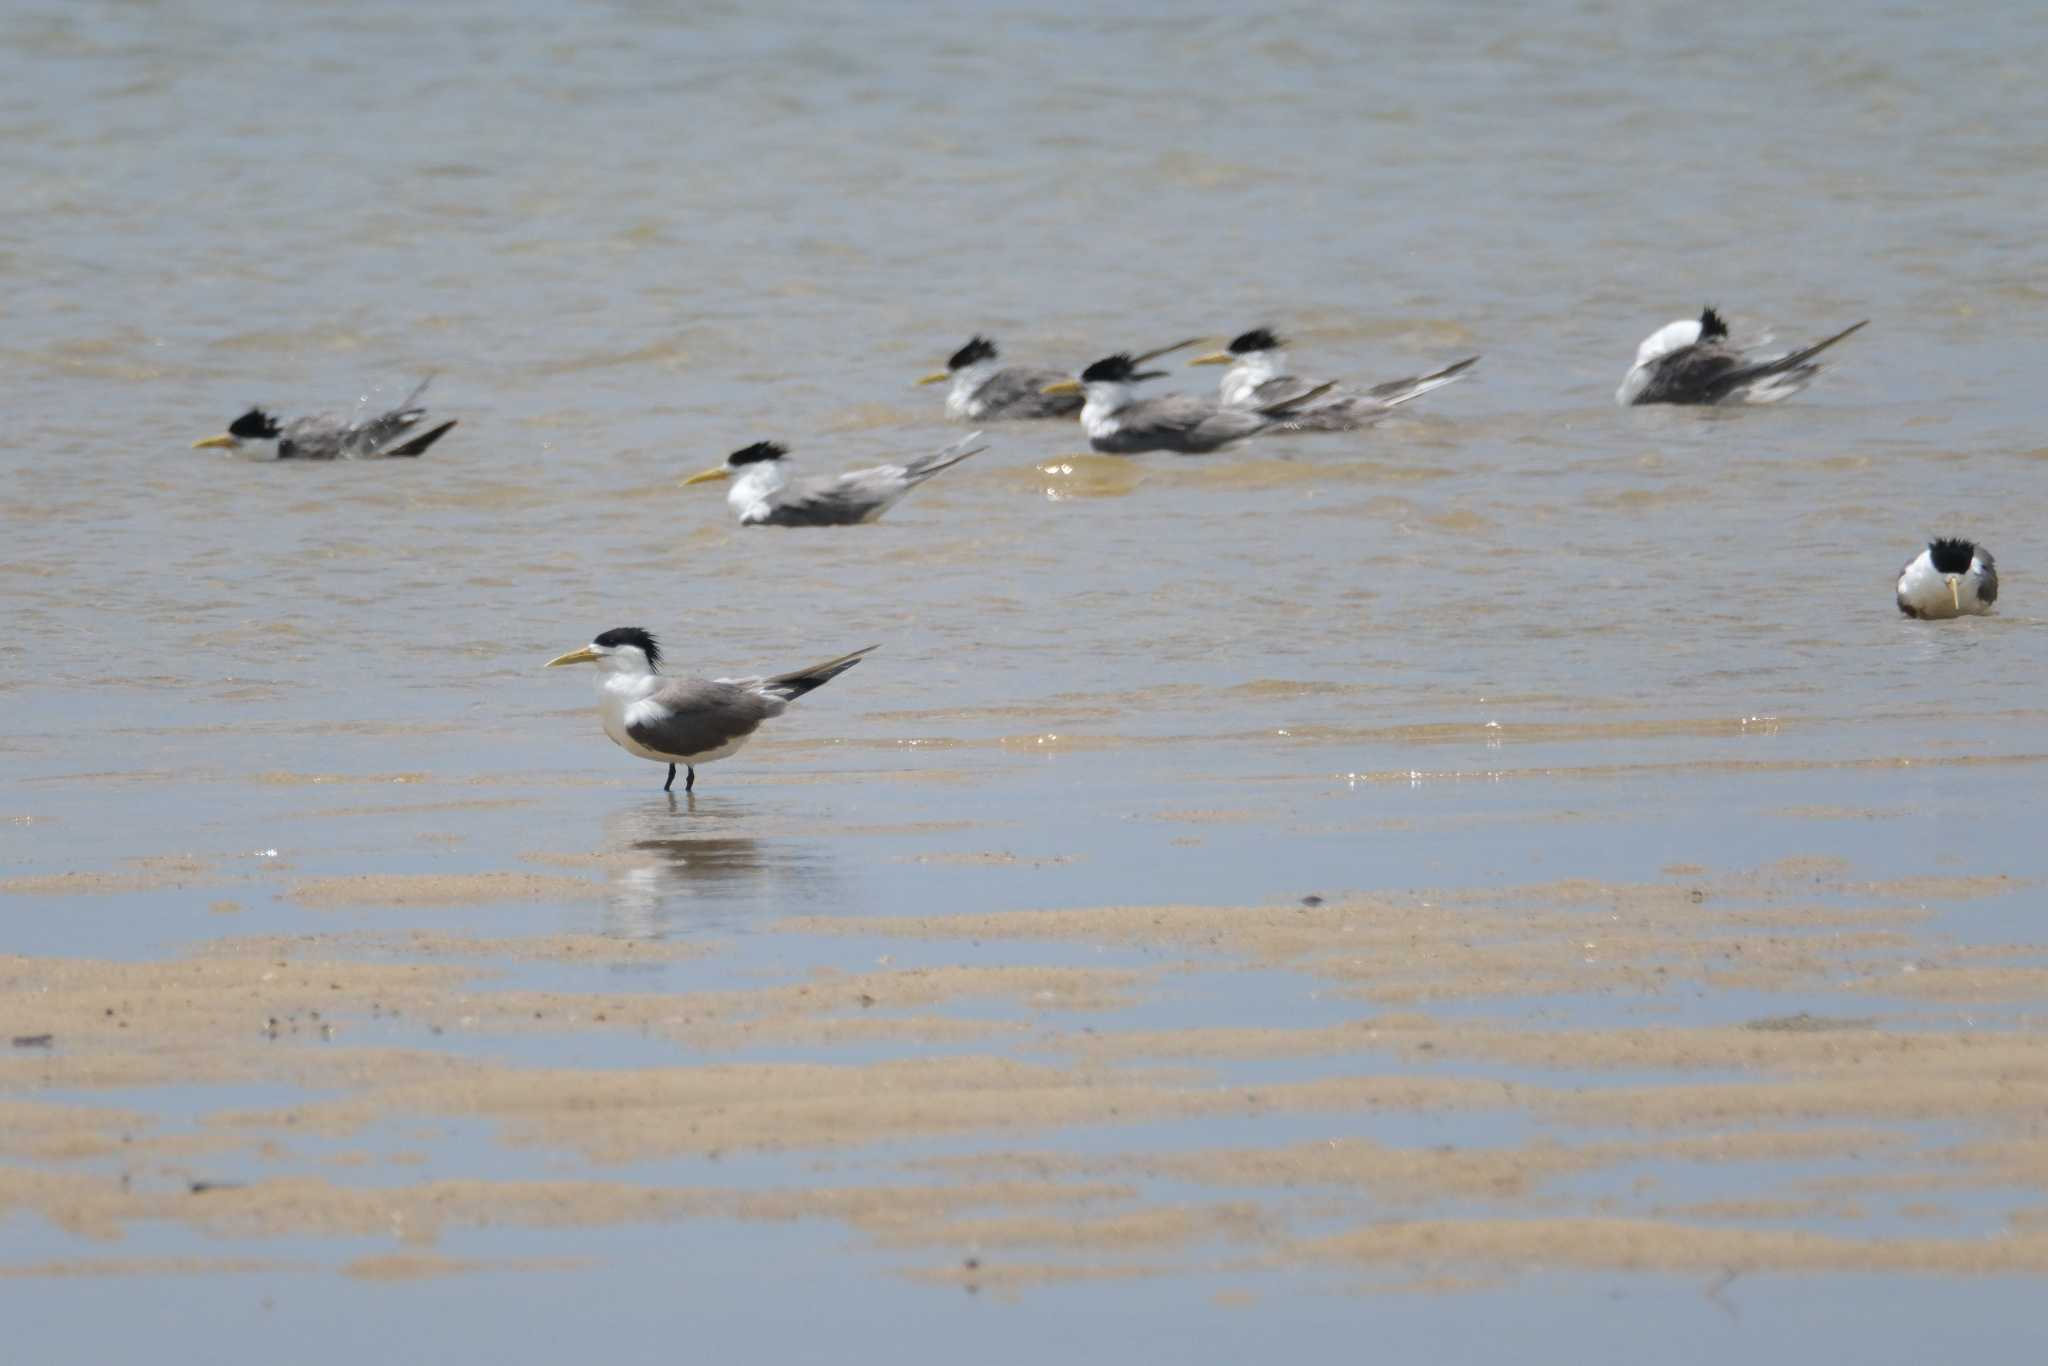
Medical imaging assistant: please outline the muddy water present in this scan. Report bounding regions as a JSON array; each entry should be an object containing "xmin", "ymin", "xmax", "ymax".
[{"xmin": 4, "ymin": 1, "xmax": 2048, "ymax": 1361}]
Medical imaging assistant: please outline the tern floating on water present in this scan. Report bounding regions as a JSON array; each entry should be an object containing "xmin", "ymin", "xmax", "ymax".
[
  {"xmin": 918, "ymin": 337, "xmax": 1082, "ymax": 421},
  {"xmin": 1897, "ymin": 538, "xmax": 1997, "ymax": 619},
  {"xmin": 1041, "ymin": 353, "xmax": 1334, "ymax": 454},
  {"xmin": 546, "ymin": 629, "xmax": 875, "ymax": 793},
  {"xmin": 191, "ymin": 378, "xmax": 457, "ymax": 459},
  {"xmin": 919, "ymin": 336, "xmax": 1201, "ymax": 421},
  {"xmin": 681, "ymin": 435, "xmax": 986, "ymax": 527},
  {"xmin": 1616, "ymin": 309, "xmax": 1868, "ymax": 407},
  {"xmin": 1187, "ymin": 327, "xmax": 1478, "ymax": 431}
]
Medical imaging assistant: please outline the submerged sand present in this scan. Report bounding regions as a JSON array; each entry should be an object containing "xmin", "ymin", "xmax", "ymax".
[{"xmin": 2, "ymin": 858, "xmax": 2046, "ymax": 1286}]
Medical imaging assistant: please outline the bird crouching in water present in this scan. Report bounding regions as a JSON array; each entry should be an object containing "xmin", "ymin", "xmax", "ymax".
[
  {"xmin": 1616, "ymin": 308, "xmax": 1868, "ymax": 406},
  {"xmin": 545, "ymin": 629, "xmax": 876, "ymax": 793},
  {"xmin": 917, "ymin": 336, "xmax": 1083, "ymax": 421},
  {"xmin": 1896, "ymin": 538, "xmax": 1998, "ymax": 619},
  {"xmin": 918, "ymin": 335, "xmax": 1203, "ymax": 421},
  {"xmin": 679, "ymin": 434, "xmax": 987, "ymax": 526},
  {"xmin": 1040, "ymin": 352, "xmax": 1335, "ymax": 454},
  {"xmin": 191, "ymin": 377, "xmax": 458, "ymax": 459},
  {"xmin": 1186, "ymin": 326, "xmax": 1479, "ymax": 431}
]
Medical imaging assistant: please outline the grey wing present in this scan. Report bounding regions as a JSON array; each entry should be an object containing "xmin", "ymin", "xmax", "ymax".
[
  {"xmin": 1284, "ymin": 357, "xmax": 1477, "ymax": 430},
  {"xmin": 342, "ymin": 378, "xmax": 435, "ymax": 456},
  {"xmin": 1269, "ymin": 401, "xmax": 1374, "ymax": 432},
  {"xmin": 1978, "ymin": 552, "xmax": 1999, "ymax": 605},
  {"xmin": 753, "ymin": 470, "xmax": 905, "ymax": 526},
  {"xmin": 1246, "ymin": 375, "xmax": 1321, "ymax": 408},
  {"xmin": 278, "ymin": 415, "xmax": 350, "ymax": 460},
  {"xmin": 1122, "ymin": 397, "xmax": 1261, "ymax": 456},
  {"xmin": 625, "ymin": 679, "xmax": 778, "ymax": 759},
  {"xmin": 973, "ymin": 367, "xmax": 1082, "ymax": 419},
  {"xmin": 1631, "ymin": 343, "xmax": 1750, "ymax": 405},
  {"xmin": 1104, "ymin": 396, "xmax": 1267, "ymax": 454}
]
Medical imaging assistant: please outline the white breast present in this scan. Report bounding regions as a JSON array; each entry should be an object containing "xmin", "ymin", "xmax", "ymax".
[
  {"xmin": 1219, "ymin": 353, "xmax": 1280, "ymax": 408},
  {"xmin": 597, "ymin": 675, "xmax": 664, "ymax": 759},
  {"xmin": 947, "ymin": 360, "xmax": 998, "ymax": 419}
]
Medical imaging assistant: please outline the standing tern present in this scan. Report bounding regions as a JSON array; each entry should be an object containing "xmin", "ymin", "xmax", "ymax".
[
  {"xmin": 1040, "ymin": 353, "xmax": 1334, "ymax": 454},
  {"xmin": 1896, "ymin": 538, "xmax": 1997, "ymax": 619},
  {"xmin": 680, "ymin": 435, "xmax": 987, "ymax": 527},
  {"xmin": 191, "ymin": 378, "xmax": 457, "ymax": 459},
  {"xmin": 1616, "ymin": 309, "xmax": 1868, "ymax": 406},
  {"xmin": 1187, "ymin": 327, "xmax": 1479, "ymax": 430},
  {"xmin": 545, "ymin": 629, "xmax": 876, "ymax": 793},
  {"xmin": 919, "ymin": 336, "xmax": 1202, "ymax": 421}
]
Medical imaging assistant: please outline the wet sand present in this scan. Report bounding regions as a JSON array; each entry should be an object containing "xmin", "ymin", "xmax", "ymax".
[{"xmin": 5, "ymin": 859, "xmax": 2046, "ymax": 1292}]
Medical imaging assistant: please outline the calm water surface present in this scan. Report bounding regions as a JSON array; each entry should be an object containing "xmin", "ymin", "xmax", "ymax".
[{"xmin": 3, "ymin": 1, "xmax": 2046, "ymax": 1361}]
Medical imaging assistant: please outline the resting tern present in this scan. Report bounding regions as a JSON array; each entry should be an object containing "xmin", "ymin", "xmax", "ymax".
[
  {"xmin": 919, "ymin": 336, "xmax": 1201, "ymax": 421},
  {"xmin": 1187, "ymin": 327, "xmax": 1479, "ymax": 430},
  {"xmin": 1040, "ymin": 353, "xmax": 1334, "ymax": 454},
  {"xmin": 191, "ymin": 378, "xmax": 457, "ymax": 459},
  {"xmin": 545, "ymin": 629, "xmax": 875, "ymax": 793},
  {"xmin": 680, "ymin": 435, "xmax": 986, "ymax": 526},
  {"xmin": 1616, "ymin": 309, "xmax": 1868, "ymax": 406},
  {"xmin": 1896, "ymin": 538, "xmax": 1997, "ymax": 619}
]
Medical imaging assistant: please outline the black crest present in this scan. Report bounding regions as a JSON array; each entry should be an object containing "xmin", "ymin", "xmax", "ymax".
[
  {"xmin": 1229, "ymin": 327, "xmax": 1283, "ymax": 354},
  {"xmin": 1079, "ymin": 354, "xmax": 1139, "ymax": 383},
  {"xmin": 1927, "ymin": 538, "xmax": 1979, "ymax": 574},
  {"xmin": 592, "ymin": 627, "xmax": 661, "ymax": 668},
  {"xmin": 228, "ymin": 408, "xmax": 283, "ymax": 440},
  {"xmin": 1698, "ymin": 308, "xmax": 1730, "ymax": 341},
  {"xmin": 948, "ymin": 336, "xmax": 998, "ymax": 370},
  {"xmin": 728, "ymin": 441, "xmax": 788, "ymax": 467}
]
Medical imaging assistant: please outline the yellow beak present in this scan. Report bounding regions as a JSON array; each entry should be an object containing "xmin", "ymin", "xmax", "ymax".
[
  {"xmin": 1040, "ymin": 379, "xmax": 1084, "ymax": 396},
  {"xmin": 192, "ymin": 434, "xmax": 240, "ymax": 449},
  {"xmin": 681, "ymin": 467, "xmax": 731, "ymax": 486},
  {"xmin": 1946, "ymin": 575, "xmax": 1962, "ymax": 612},
  {"xmin": 1187, "ymin": 351, "xmax": 1235, "ymax": 367},
  {"xmin": 545, "ymin": 646, "xmax": 599, "ymax": 668},
  {"xmin": 915, "ymin": 371, "xmax": 952, "ymax": 386}
]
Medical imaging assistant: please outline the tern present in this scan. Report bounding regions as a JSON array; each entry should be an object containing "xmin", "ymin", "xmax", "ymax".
[
  {"xmin": 680, "ymin": 435, "xmax": 987, "ymax": 526},
  {"xmin": 1040, "ymin": 353, "xmax": 1334, "ymax": 454},
  {"xmin": 1616, "ymin": 309, "xmax": 1868, "ymax": 406},
  {"xmin": 545, "ymin": 629, "xmax": 875, "ymax": 793},
  {"xmin": 191, "ymin": 378, "xmax": 457, "ymax": 459},
  {"xmin": 919, "ymin": 336, "xmax": 1202, "ymax": 421},
  {"xmin": 1187, "ymin": 327, "xmax": 1479, "ymax": 430},
  {"xmin": 1896, "ymin": 538, "xmax": 1997, "ymax": 619}
]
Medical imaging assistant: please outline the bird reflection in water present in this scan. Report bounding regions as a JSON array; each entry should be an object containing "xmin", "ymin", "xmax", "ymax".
[{"xmin": 596, "ymin": 794, "xmax": 834, "ymax": 938}]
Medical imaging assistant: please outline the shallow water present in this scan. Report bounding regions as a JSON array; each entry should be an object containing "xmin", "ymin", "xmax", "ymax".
[{"xmin": 4, "ymin": 1, "xmax": 2048, "ymax": 1361}]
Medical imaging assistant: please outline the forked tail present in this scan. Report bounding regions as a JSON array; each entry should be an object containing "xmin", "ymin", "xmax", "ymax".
[
  {"xmin": 1363, "ymin": 355, "xmax": 1481, "ymax": 408},
  {"xmin": 762, "ymin": 645, "xmax": 879, "ymax": 700},
  {"xmin": 903, "ymin": 432, "xmax": 988, "ymax": 485},
  {"xmin": 1726, "ymin": 320, "xmax": 1869, "ymax": 390},
  {"xmin": 387, "ymin": 419, "xmax": 457, "ymax": 457}
]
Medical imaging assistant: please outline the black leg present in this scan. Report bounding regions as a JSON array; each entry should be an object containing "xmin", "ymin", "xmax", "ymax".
[
  {"xmin": 663, "ymin": 764, "xmax": 676, "ymax": 792},
  {"xmin": 685, "ymin": 765, "xmax": 696, "ymax": 793}
]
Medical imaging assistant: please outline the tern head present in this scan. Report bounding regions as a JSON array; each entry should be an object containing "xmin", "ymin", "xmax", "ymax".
[
  {"xmin": 1698, "ymin": 307, "xmax": 1730, "ymax": 341},
  {"xmin": 192, "ymin": 407, "xmax": 283, "ymax": 451},
  {"xmin": 682, "ymin": 441, "xmax": 788, "ymax": 486},
  {"xmin": 546, "ymin": 626, "xmax": 663, "ymax": 675},
  {"xmin": 1189, "ymin": 327, "xmax": 1284, "ymax": 367},
  {"xmin": 1927, "ymin": 537, "xmax": 1981, "ymax": 612},
  {"xmin": 1040, "ymin": 353, "xmax": 1168, "ymax": 397},
  {"xmin": 918, "ymin": 335, "xmax": 999, "ymax": 386}
]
